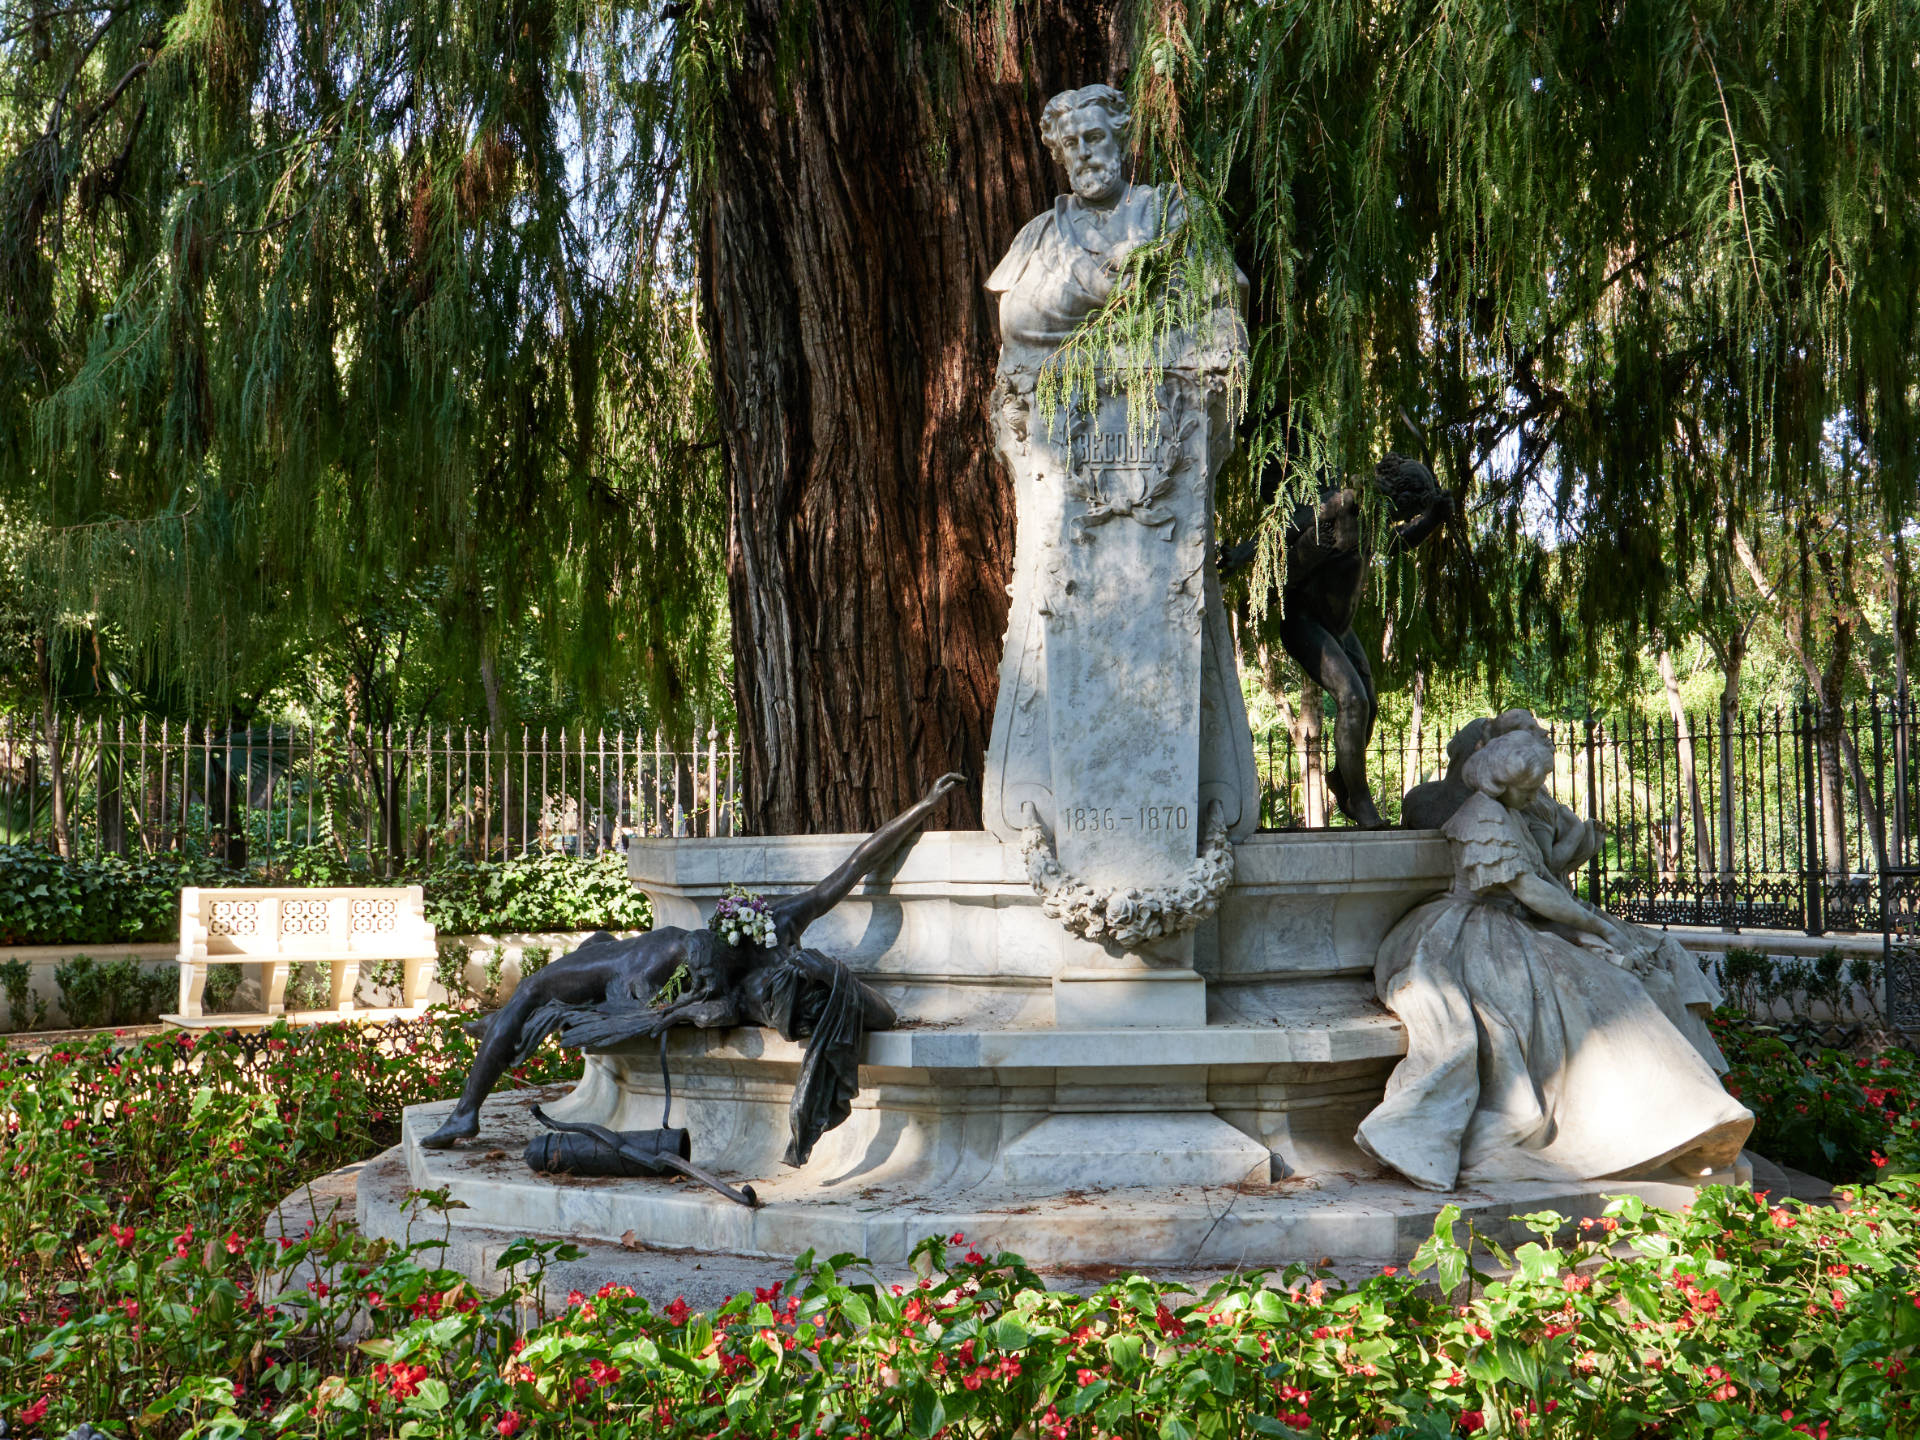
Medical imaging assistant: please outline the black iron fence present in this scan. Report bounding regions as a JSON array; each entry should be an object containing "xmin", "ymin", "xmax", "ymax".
[
  {"xmin": 1258, "ymin": 693, "xmax": 1920, "ymax": 938},
  {"xmin": 8, "ymin": 697, "xmax": 1920, "ymax": 940},
  {"xmin": 0, "ymin": 712, "xmax": 738, "ymax": 870}
]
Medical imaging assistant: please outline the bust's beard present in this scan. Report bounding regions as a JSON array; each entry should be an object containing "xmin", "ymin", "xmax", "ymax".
[{"xmin": 1071, "ymin": 162, "xmax": 1122, "ymax": 203}]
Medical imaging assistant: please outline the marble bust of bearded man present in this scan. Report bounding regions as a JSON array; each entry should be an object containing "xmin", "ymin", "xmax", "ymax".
[{"xmin": 987, "ymin": 84, "xmax": 1239, "ymax": 375}]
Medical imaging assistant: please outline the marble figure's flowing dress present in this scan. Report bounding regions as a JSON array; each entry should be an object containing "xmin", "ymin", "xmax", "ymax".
[{"xmin": 1356, "ymin": 791, "xmax": 1753, "ymax": 1191}]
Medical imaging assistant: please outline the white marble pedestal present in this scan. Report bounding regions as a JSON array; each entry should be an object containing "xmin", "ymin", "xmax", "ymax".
[{"xmin": 377, "ymin": 829, "xmax": 1746, "ymax": 1268}]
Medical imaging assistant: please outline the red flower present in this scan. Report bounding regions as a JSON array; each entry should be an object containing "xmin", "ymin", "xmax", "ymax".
[
  {"xmin": 108, "ymin": 1224, "xmax": 135, "ymax": 1249},
  {"xmin": 665, "ymin": 1295, "xmax": 690, "ymax": 1326},
  {"xmin": 496, "ymin": 1411, "xmax": 524, "ymax": 1437},
  {"xmin": 225, "ymin": 1232, "xmax": 243, "ymax": 1255},
  {"xmin": 949, "ymin": 1232, "xmax": 966, "ymax": 1244},
  {"xmin": 19, "ymin": 1397, "xmax": 49, "ymax": 1425},
  {"xmin": 1155, "ymin": 1303, "xmax": 1188, "ymax": 1338},
  {"xmin": 1459, "ymin": 1411, "xmax": 1485, "ymax": 1434}
]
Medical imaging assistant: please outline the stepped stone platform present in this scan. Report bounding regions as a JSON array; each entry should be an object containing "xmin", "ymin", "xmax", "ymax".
[
  {"xmin": 374, "ymin": 1090, "xmax": 1743, "ymax": 1269},
  {"xmin": 368, "ymin": 829, "xmax": 1750, "ymax": 1271}
]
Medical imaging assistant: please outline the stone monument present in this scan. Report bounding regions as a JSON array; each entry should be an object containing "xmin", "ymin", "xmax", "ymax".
[
  {"xmin": 366, "ymin": 88, "xmax": 1751, "ymax": 1277},
  {"xmin": 981, "ymin": 83, "xmax": 1260, "ymax": 1029}
]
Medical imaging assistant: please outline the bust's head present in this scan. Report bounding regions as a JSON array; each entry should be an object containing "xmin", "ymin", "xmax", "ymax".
[{"xmin": 1040, "ymin": 85, "xmax": 1133, "ymax": 207}]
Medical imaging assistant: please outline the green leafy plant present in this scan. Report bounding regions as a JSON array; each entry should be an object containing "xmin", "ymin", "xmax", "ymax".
[
  {"xmin": 51, "ymin": 956, "xmax": 174, "ymax": 1028},
  {"xmin": 417, "ymin": 849, "xmax": 651, "ymax": 936},
  {"xmin": 434, "ymin": 939, "xmax": 474, "ymax": 1003},
  {"xmin": 0, "ymin": 845, "xmax": 234, "ymax": 947},
  {"xmin": 1716, "ymin": 1011, "xmax": 1919, "ymax": 1180},
  {"xmin": 202, "ymin": 964, "xmax": 242, "ymax": 1013},
  {"xmin": 0, "ymin": 958, "xmax": 45, "ymax": 1032},
  {"xmin": 3, "ymin": 1015, "xmax": 1920, "ymax": 1435},
  {"xmin": 359, "ymin": 957, "xmax": 406, "ymax": 1007},
  {"xmin": 1719, "ymin": 947, "xmax": 1882, "ymax": 1024}
]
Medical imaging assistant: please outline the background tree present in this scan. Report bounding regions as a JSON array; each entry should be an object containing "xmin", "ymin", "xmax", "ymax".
[
  {"xmin": 7, "ymin": 0, "xmax": 1919, "ymax": 844},
  {"xmin": 687, "ymin": 1, "xmax": 1125, "ymax": 833},
  {"xmin": 0, "ymin": 0, "xmax": 727, "ymax": 738}
]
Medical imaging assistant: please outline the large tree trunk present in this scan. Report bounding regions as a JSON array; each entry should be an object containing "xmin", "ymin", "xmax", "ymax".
[{"xmin": 701, "ymin": 2, "xmax": 1123, "ymax": 834}]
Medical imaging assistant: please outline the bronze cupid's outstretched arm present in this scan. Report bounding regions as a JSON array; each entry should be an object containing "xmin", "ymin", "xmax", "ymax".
[{"xmin": 772, "ymin": 773, "xmax": 965, "ymax": 943}]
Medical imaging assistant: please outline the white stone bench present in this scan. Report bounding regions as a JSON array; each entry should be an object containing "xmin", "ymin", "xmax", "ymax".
[{"xmin": 175, "ymin": 886, "xmax": 438, "ymax": 1019}]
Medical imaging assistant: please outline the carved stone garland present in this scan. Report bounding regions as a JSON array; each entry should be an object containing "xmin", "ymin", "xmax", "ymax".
[{"xmin": 1018, "ymin": 800, "xmax": 1235, "ymax": 948}]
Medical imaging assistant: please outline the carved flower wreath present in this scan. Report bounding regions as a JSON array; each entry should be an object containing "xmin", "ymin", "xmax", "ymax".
[{"xmin": 1018, "ymin": 801, "xmax": 1234, "ymax": 948}]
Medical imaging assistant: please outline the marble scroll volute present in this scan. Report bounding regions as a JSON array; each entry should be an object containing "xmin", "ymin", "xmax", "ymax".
[{"xmin": 980, "ymin": 97, "xmax": 1260, "ymax": 1028}]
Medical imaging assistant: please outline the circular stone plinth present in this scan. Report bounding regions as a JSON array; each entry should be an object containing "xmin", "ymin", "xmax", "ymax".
[{"xmin": 371, "ymin": 1092, "xmax": 1742, "ymax": 1272}]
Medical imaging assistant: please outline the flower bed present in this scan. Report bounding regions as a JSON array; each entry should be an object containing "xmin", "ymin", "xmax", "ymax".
[
  {"xmin": 4, "ymin": 1017, "xmax": 1920, "ymax": 1437},
  {"xmin": 1717, "ymin": 1013, "xmax": 1920, "ymax": 1181}
]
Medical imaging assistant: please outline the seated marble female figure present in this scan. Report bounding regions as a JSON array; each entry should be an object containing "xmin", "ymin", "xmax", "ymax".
[
  {"xmin": 422, "ymin": 773, "xmax": 964, "ymax": 1165},
  {"xmin": 1404, "ymin": 708, "xmax": 1728, "ymax": 1070},
  {"xmin": 1356, "ymin": 729, "xmax": 1751, "ymax": 1192}
]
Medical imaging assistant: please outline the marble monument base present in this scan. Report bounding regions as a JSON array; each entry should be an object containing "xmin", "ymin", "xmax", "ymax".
[
  {"xmin": 371, "ymin": 828, "xmax": 1749, "ymax": 1269},
  {"xmin": 379, "ymin": 1088, "xmax": 1747, "ymax": 1268}
]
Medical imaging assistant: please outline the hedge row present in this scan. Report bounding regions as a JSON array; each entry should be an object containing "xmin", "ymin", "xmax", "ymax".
[{"xmin": 0, "ymin": 844, "xmax": 651, "ymax": 946}]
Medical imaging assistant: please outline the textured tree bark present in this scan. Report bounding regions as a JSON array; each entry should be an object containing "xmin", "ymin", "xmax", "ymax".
[{"xmin": 700, "ymin": 2, "xmax": 1123, "ymax": 834}]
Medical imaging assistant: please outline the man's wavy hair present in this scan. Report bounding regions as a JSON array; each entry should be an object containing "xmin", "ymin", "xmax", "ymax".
[{"xmin": 1039, "ymin": 85, "xmax": 1134, "ymax": 171}]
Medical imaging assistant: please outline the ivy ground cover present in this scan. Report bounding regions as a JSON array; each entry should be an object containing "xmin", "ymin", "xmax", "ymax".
[{"xmin": 5, "ymin": 1019, "xmax": 1920, "ymax": 1438}]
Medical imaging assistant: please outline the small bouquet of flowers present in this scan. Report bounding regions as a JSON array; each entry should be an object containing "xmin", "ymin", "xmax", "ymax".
[{"xmin": 710, "ymin": 888, "xmax": 778, "ymax": 949}]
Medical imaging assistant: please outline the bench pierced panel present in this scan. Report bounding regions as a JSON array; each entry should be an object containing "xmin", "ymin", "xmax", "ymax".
[
  {"xmin": 350, "ymin": 898, "xmax": 399, "ymax": 934},
  {"xmin": 281, "ymin": 899, "xmax": 331, "ymax": 936},
  {"xmin": 208, "ymin": 900, "xmax": 259, "ymax": 937}
]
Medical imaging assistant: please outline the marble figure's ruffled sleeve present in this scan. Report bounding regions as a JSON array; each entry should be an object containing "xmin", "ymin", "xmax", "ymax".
[{"xmin": 1444, "ymin": 793, "xmax": 1527, "ymax": 894}]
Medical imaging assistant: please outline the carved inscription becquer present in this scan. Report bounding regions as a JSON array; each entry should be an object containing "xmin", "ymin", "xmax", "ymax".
[
  {"xmin": 1068, "ymin": 429, "xmax": 1155, "ymax": 467},
  {"xmin": 1034, "ymin": 382, "xmax": 1207, "ymax": 903}
]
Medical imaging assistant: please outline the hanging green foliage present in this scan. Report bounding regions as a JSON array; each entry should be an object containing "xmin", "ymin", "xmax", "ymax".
[
  {"xmin": 0, "ymin": 0, "xmax": 725, "ymax": 725},
  {"xmin": 1136, "ymin": 0, "xmax": 1920, "ymax": 692},
  {"xmin": 4, "ymin": 0, "xmax": 1915, "ymax": 718}
]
